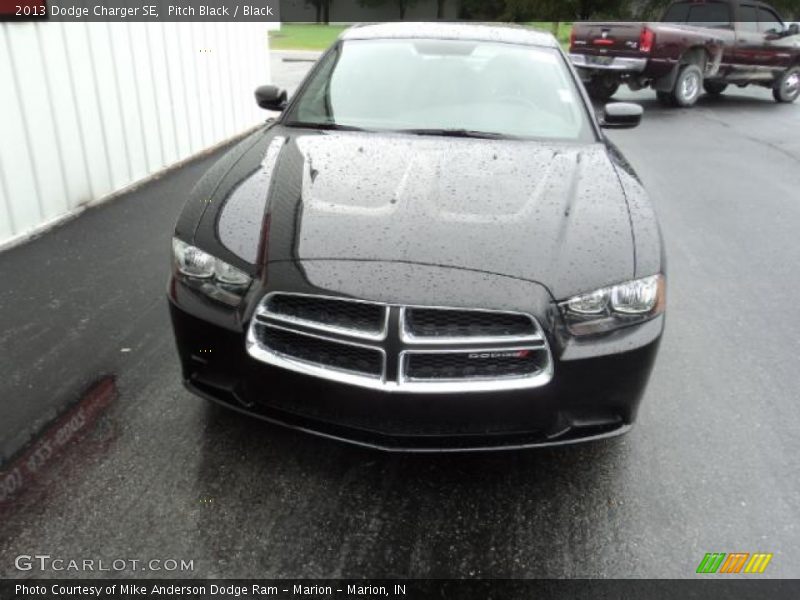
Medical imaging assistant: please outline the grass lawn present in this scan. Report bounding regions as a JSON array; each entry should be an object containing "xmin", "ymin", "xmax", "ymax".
[
  {"xmin": 528, "ymin": 22, "xmax": 574, "ymax": 48},
  {"xmin": 270, "ymin": 22, "xmax": 572, "ymax": 52},
  {"xmin": 269, "ymin": 24, "xmax": 348, "ymax": 51}
]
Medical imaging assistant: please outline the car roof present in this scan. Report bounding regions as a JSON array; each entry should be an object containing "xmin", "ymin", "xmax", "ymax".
[{"xmin": 339, "ymin": 22, "xmax": 559, "ymax": 48}]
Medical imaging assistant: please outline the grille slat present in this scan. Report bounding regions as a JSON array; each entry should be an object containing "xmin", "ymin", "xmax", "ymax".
[
  {"xmin": 254, "ymin": 323, "xmax": 384, "ymax": 379},
  {"xmin": 404, "ymin": 349, "xmax": 546, "ymax": 382},
  {"xmin": 402, "ymin": 307, "xmax": 540, "ymax": 343},
  {"xmin": 246, "ymin": 293, "xmax": 553, "ymax": 392},
  {"xmin": 261, "ymin": 294, "xmax": 387, "ymax": 340}
]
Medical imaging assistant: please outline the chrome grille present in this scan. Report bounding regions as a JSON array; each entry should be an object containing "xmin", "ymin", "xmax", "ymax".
[{"xmin": 247, "ymin": 293, "xmax": 553, "ymax": 393}]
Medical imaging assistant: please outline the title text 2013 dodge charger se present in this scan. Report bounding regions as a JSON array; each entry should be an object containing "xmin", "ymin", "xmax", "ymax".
[{"xmin": 168, "ymin": 23, "xmax": 666, "ymax": 452}]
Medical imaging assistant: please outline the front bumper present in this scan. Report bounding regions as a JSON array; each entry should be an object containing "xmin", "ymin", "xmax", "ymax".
[
  {"xmin": 169, "ymin": 299, "xmax": 663, "ymax": 453},
  {"xmin": 570, "ymin": 53, "xmax": 648, "ymax": 74}
]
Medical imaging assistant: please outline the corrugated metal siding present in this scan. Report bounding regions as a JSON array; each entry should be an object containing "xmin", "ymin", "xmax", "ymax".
[{"xmin": 0, "ymin": 21, "xmax": 276, "ymax": 248}]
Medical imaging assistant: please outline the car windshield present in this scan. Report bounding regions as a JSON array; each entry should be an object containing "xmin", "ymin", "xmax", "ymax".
[{"xmin": 285, "ymin": 38, "xmax": 594, "ymax": 142}]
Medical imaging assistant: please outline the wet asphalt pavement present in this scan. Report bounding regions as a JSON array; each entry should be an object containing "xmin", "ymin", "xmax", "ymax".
[{"xmin": 1, "ymin": 54, "xmax": 799, "ymax": 579}]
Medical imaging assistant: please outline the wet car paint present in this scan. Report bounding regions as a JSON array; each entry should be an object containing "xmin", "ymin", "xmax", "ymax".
[
  {"xmin": 167, "ymin": 26, "xmax": 665, "ymax": 450},
  {"xmin": 203, "ymin": 128, "xmax": 640, "ymax": 301}
]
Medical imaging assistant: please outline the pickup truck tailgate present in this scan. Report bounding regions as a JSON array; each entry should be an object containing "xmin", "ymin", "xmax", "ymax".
[{"xmin": 571, "ymin": 22, "xmax": 645, "ymax": 57}]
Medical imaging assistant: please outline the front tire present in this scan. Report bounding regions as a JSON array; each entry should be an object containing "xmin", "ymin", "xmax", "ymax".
[
  {"xmin": 671, "ymin": 64, "xmax": 704, "ymax": 108},
  {"xmin": 703, "ymin": 81, "xmax": 728, "ymax": 97},
  {"xmin": 586, "ymin": 77, "xmax": 620, "ymax": 102},
  {"xmin": 773, "ymin": 67, "xmax": 800, "ymax": 104}
]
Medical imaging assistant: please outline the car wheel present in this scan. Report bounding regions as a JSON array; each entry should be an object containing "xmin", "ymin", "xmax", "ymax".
[
  {"xmin": 773, "ymin": 67, "xmax": 800, "ymax": 103},
  {"xmin": 586, "ymin": 77, "xmax": 620, "ymax": 102},
  {"xmin": 703, "ymin": 81, "xmax": 728, "ymax": 96},
  {"xmin": 671, "ymin": 64, "xmax": 703, "ymax": 107}
]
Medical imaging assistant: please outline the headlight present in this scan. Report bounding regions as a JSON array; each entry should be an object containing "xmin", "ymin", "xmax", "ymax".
[
  {"xmin": 172, "ymin": 238, "xmax": 252, "ymax": 306},
  {"xmin": 559, "ymin": 274, "xmax": 665, "ymax": 336}
]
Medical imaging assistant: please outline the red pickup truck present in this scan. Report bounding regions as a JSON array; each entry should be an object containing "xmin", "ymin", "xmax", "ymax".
[{"xmin": 569, "ymin": 0, "xmax": 800, "ymax": 107}]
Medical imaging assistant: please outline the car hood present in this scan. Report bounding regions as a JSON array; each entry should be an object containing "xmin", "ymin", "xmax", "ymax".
[{"xmin": 199, "ymin": 127, "xmax": 635, "ymax": 300}]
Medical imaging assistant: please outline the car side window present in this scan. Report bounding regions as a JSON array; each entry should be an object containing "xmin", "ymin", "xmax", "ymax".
[
  {"xmin": 662, "ymin": 2, "xmax": 690, "ymax": 22},
  {"xmin": 686, "ymin": 2, "xmax": 732, "ymax": 28},
  {"xmin": 758, "ymin": 7, "xmax": 784, "ymax": 33},
  {"xmin": 738, "ymin": 5, "xmax": 759, "ymax": 33}
]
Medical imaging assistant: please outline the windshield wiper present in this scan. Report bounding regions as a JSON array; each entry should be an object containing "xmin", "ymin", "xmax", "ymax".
[
  {"xmin": 398, "ymin": 128, "xmax": 510, "ymax": 140},
  {"xmin": 285, "ymin": 123, "xmax": 511, "ymax": 139},
  {"xmin": 284, "ymin": 121, "xmax": 368, "ymax": 132}
]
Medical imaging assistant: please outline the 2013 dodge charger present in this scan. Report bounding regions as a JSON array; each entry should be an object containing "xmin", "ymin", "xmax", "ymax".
[{"xmin": 168, "ymin": 23, "xmax": 665, "ymax": 451}]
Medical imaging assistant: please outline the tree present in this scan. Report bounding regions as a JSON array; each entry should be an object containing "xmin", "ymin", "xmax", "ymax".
[
  {"xmin": 305, "ymin": 0, "xmax": 333, "ymax": 24},
  {"xmin": 639, "ymin": 0, "xmax": 674, "ymax": 19},
  {"xmin": 359, "ymin": 0, "xmax": 420, "ymax": 20},
  {"xmin": 770, "ymin": 0, "xmax": 799, "ymax": 20},
  {"xmin": 643, "ymin": 0, "xmax": 798, "ymax": 20},
  {"xmin": 458, "ymin": 0, "xmax": 506, "ymax": 20},
  {"xmin": 502, "ymin": 0, "xmax": 631, "ymax": 21}
]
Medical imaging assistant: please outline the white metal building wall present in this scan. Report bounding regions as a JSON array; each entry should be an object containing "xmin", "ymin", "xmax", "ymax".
[{"xmin": 0, "ymin": 21, "xmax": 276, "ymax": 248}]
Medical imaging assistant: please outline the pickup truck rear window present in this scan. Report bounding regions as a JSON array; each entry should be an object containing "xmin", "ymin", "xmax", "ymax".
[{"xmin": 662, "ymin": 1, "xmax": 732, "ymax": 28}]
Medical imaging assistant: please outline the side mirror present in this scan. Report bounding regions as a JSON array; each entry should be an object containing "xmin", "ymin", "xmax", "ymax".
[
  {"xmin": 601, "ymin": 102, "xmax": 643, "ymax": 130},
  {"xmin": 787, "ymin": 23, "xmax": 800, "ymax": 36},
  {"xmin": 255, "ymin": 85, "xmax": 288, "ymax": 111}
]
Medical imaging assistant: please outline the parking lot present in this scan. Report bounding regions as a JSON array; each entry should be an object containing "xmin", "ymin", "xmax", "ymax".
[{"xmin": 1, "ymin": 53, "xmax": 799, "ymax": 578}]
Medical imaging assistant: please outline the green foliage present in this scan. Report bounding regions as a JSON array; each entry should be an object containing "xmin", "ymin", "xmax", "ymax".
[
  {"xmin": 638, "ymin": 0, "xmax": 672, "ymax": 19},
  {"xmin": 304, "ymin": 0, "xmax": 333, "ymax": 23},
  {"xmin": 636, "ymin": 0, "xmax": 797, "ymax": 20},
  {"xmin": 302, "ymin": 0, "xmax": 799, "ymax": 25},
  {"xmin": 458, "ymin": 0, "xmax": 506, "ymax": 19},
  {"xmin": 499, "ymin": 0, "xmax": 632, "ymax": 21},
  {"xmin": 358, "ymin": 0, "xmax": 421, "ymax": 19},
  {"xmin": 490, "ymin": 0, "xmax": 795, "ymax": 22},
  {"xmin": 269, "ymin": 24, "xmax": 349, "ymax": 50},
  {"xmin": 528, "ymin": 21, "xmax": 574, "ymax": 46},
  {"xmin": 770, "ymin": 0, "xmax": 799, "ymax": 20}
]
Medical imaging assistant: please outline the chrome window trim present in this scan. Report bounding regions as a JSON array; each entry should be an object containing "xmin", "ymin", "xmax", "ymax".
[
  {"xmin": 399, "ymin": 306, "xmax": 544, "ymax": 345},
  {"xmin": 257, "ymin": 291, "xmax": 390, "ymax": 341},
  {"xmin": 247, "ymin": 321, "xmax": 387, "ymax": 383}
]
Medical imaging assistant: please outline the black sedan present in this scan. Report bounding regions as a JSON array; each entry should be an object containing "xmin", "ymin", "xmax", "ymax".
[{"xmin": 168, "ymin": 23, "xmax": 665, "ymax": 452}]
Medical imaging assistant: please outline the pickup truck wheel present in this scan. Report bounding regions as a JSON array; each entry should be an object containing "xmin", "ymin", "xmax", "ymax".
[
  {"xmin": 586, "ymin": 77, "xmax": 620, "ymax": 102},
  {"xmin": 773, "ymin": 68, "xmax": 800, "ymax": 104},
  {"xmin": 671, "ymin": 65, "xmax": 703, "ymax": 108},
  {"xmin": 703, "ymin": 81, "xmax": 728, "ymax": 96}
]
